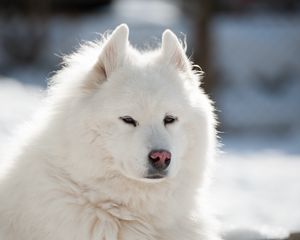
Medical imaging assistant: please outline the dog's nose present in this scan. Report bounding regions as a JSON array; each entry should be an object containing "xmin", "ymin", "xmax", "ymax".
[{"xmin": 148, "ymin": 149, "xmax": 171, "ymax": 171}]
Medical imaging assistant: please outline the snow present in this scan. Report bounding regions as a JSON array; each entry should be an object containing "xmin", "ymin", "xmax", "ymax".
[
  {"xmin": 208, "ymin": 17, "xmax": 300, "ymax": 236},
  {"xmin": 0, "ymin": 78, "xmax": 43, "ymax": 163},
  {"xmin": 213, "ymin": 152, "xmax": 300, "ymax": 235},
  {"xmin": 0, "ymin": 78, "xmax": 299, "ymax": 239}
]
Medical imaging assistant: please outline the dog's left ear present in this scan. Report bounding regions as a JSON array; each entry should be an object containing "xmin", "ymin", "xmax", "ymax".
[
  {"xmin": 83, "ymin": 24, "xmax": 129, "ymax": 92},
  {"xmin": 97, "ymin": 24, "xmax": 129, "ymax": 79},
  {"xmin": 161, "ymin": 30, "xmax": 189, "ymax": 72}
]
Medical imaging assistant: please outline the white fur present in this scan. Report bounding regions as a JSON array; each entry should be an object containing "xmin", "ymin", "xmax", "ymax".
[{"xmin": 0, "ymin": 24, "xmax": 220, "ymax": 240}]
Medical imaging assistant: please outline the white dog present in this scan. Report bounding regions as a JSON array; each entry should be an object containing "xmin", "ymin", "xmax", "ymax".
[{"xmin": 0, "ymin": 24, "xmax": 220, "ymax": 240}]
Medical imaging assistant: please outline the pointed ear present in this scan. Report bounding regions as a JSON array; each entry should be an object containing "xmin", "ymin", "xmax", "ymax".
[
  {"xmin": 161, "ymin": 29, "xmax": 189, "ymax": 72},
  {"xmin": 97, "ymin": 24, "xmax": 129, "ymax": 79}
]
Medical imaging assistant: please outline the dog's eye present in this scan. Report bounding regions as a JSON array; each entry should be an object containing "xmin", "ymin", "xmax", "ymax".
[
  {"xmin": 163, "ymin": 115, "xmax": 178, "ymax": 126},
  {"xmin": 119, "ymin": 116, "xmax": 138, "ymax": 127}
]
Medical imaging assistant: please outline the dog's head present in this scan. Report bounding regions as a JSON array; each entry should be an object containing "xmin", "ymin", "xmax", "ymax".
[{"xmin": 57, "ymin": 24, "xmax": 216, "ymax": 183}]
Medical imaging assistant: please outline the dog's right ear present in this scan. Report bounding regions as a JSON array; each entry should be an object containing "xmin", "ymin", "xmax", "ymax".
[
  {"xmin": 95, "ymin": 24, "xmax": 129, "ymax": 80},
  {"xmin": 161, "ymin": 29, "xmax": 190, "ymax": 72}
]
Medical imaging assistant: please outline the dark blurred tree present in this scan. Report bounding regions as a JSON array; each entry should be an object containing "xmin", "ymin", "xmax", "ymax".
[
  {"xmin": 178, "ymin": 0, "xmax": 300, "ymax": 96},
  {"xmin": 0, "ymin": 0, "xmax": 112, "ymax": 14},
  {"xmin": 0, "ymin": 0, "xmax": 113, "ymax": 71},
  {"xmin": 179, "ymin": 0, "xmax": 216, "ymax": 96}
]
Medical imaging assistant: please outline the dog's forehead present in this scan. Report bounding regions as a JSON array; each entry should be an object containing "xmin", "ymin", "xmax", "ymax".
[
  {"xmin": 97, "ymin": 62, "xmax": 193, "ymax": 116},
  {"xmin": 117, "ymin": 64, "xmax": 183, "ymax": 90},
  {"xmin": 120, "ymin": 72, "xmax": 183, "ymax": 100},
  {"xmin": 107, "ymin": 82, "xmax": 186, "ymax": 117}
]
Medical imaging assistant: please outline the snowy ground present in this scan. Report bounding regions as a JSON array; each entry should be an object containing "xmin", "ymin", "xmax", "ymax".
[
  {"xmin": 213, "ymin": 152, "xmax": 300, "ymax": 236},
  {"xmin": 0, "ymin": 79, "xmax": 299, "ymax": 239}
]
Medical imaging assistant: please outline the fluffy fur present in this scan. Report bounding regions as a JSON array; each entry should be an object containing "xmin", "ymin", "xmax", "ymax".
[{"xmin": 0, "ymin": 24, "xmax": 220, "ymax": 240}]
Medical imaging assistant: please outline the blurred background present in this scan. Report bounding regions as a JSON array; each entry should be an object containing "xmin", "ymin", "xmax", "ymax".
[{"xmin": 0, "ymin": 0, "xmax": 299, "ymax": 238}]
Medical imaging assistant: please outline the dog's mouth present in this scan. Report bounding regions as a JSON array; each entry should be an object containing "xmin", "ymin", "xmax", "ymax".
[
  {"xmin": 145, "ymin": 174, "xmax": 165, "ymax": 179},
  {"xmin": 144, "ymin": 170, "xmax": 168, "ymax": 180}
]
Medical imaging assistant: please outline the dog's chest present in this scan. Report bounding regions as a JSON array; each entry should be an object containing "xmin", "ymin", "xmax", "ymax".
[{"xmin": 68, "ymin": 200, "xmax": 171, "ymax": 240}]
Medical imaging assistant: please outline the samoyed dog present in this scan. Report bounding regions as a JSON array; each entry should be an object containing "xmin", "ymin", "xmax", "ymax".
[{"xmin": 0, "ymin": 24, "xmax": 219, "ymax": 240}]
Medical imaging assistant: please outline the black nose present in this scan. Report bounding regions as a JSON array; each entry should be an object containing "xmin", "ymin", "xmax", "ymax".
[{"xmin": 148, "ymin": 149, "xmax": 171, "ymax": 171}]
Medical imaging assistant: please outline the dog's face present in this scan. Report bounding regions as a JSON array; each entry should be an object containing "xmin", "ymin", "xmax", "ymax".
[
  {"xmin": 92, "ymin": 68, "xmax": 192, "ymax": 181},
  {"xmin": 65, "ymin": 25, "xmax": 213, "ymax": 182}
]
